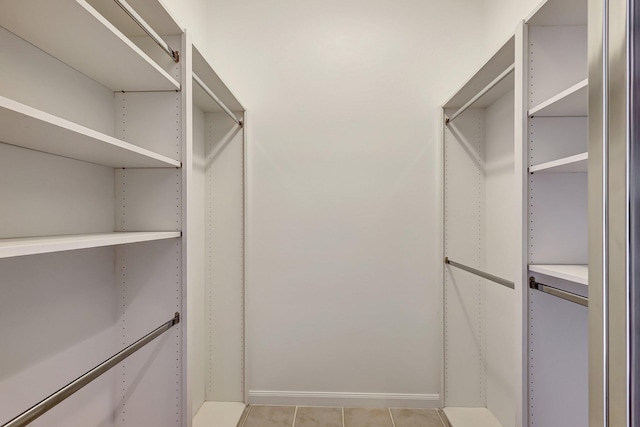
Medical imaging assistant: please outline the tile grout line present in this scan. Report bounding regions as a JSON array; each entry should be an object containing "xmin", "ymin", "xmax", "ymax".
[
  {"xmin": 388, "ymin": 408, "xmax": 397, "ymax": 427},
  {"xmin": 291, "ymin": 406, "xmax": 298, "ymax": 427}
]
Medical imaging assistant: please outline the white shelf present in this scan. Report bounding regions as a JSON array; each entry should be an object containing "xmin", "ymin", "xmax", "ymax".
[
  {"xmin": 0, "ymin": 96, "xmax": 181, "ymax": 168},
  {"xmin": 443, "ymin": 35, "xmax": 515, "ymax": 110},
  {"xmin": 0, "ymin": 0, "xmax": 180, "ymax": 92},
  {"xmin": 443, "ymin": 408, "xmax": 502, "ymax": 427},
  {"xmin": 529, "ymin": 152, "xmax": 588, "ymax": 173},
  {"xmin": 0, "ymin": 232, "xmax": 181, "ymax": 258},
  {"xmin": 529, "ymin": 79, "xmax": 588, "ymax": 117},
  {"xmin": 194, "ymin": 402, "xmax": 246, "ymax": 427},
  {"xmin": 529, "ymin": 264, "xmax": 588, "ymax": 285},
  {"xmin": 192, "ymin": 45, "xmax": 245, "ymax": 113}
]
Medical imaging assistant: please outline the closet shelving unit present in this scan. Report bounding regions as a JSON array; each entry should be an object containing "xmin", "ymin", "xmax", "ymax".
[
  {"xmin": 442, "ymin": 31, "xmax": 523, "ymax": 427},
  {"xmin": 0, "ymin": 1, "xmax": 245, "ymax": 426},
  {"xmin": 525, "ymin": 0, "xmax": 588, "ymax": 426},
  {"xmin": 187, "ymin": 43, "xmax": 246, "ymax": 423}
]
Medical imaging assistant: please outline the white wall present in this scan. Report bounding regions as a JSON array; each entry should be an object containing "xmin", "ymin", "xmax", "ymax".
[
  {"xmin": 198, "ymin": 0, "xmax": 487, "ymax": 406},
  {"xmin": 482, "ymin": 0, "xmax": 541, "ymax": 49},
  {"xmin": 162, "ymin": 0, "xmax": 209, "ymax": 51}
]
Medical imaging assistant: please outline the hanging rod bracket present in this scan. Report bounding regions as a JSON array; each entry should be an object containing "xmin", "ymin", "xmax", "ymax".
[
  {"xmin": 529, "ymin": 276, "xmax": 588, "ymax": 307},
  {"xmin": 113, "ymin": 0, "xmax": 179, "ymax": 63}
]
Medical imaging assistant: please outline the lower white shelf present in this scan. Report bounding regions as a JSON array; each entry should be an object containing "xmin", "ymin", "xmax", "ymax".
[
  {"xmin": 443, "ymin": 407, "xmax": 501, "ymax": 427},
  {"xmin": 193, "ymin": 402, "xmax": 246, "ymax": 427},
  {"xmin": 0, "ymin": 231, "xmax": 181, "ymax": 258},
  {"xmin": 528, "ymin": 264, "xmax": 588, "ymax": 285}
]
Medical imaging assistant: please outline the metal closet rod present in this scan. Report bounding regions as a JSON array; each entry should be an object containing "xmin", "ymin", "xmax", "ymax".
[
  {"xmin": 444, "ymin": 257, "xmax": 515, "ymax": 289},
  {"xmin": 113, "ymin": 0, "xmax": 180, "ymax": 63},
  {"xmin": 193, "ymin": 73, "xmax": 243, "ymax": 127},
  {"xmin": 529, "ymin": 277, "xmax": 588, "ymax": 307},
  {"xmin": 445, "ymin": 63, "xmax": 515, "ymax": 125},
  {"xmin": 2, "ymin": 313, "xmax": 181, "ymax": 427}
]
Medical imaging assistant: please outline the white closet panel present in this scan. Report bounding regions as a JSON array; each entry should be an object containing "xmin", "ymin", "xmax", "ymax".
[
  {"xmin": 528, "ymin": 290, "xmax": 588, "ymax": 427},
  {"xmin": 207, "ymin": 113, "xmax": 245, "ymax": 402},
  {"xmin": 528, "ymin": 26, "xmax": 587, "ymax": 108},
  {"xmin": 484, "ymin": 90, "xmax": 516, "ymax": 427},
  {"xmin": 0, "ymin": 248, "xmax": 117, "ymax": 426},
  {"xmin": 189, "ymin": 104, "xmax": 208, "ymax": 414},
  {"xmin": 114, "ymin": 92, "xmax": 182, "ymax": 161},
  {"xmin": 115, "ymin": 169, "xmax": 182, "ymax": 232},
  {"xmin": 444, "ymin": 108, "xmax": 485, "ymax": 408},
  {"xmin": 115, "ymin": 239, "xmax": 183, "ymax": 427},
  {"xmin": 0, "ymin": 144, "xmax": 114, "ymax": 239},
  {"xmin": 529, "ymin": 173, "xmax": 588, "ymax": 264},
  {"xmin": 0, "ymin": 27, "xmax": 115, "ymax": 134},
  {"xmin": 529, "ymin": 117, "xmax": 587, "ymax": 165}
]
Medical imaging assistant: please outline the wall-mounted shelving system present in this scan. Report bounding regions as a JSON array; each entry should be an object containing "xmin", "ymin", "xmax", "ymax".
[
  {"xmin": 0, "ymin": 1, "xmax": 245, "ymax": 426},
  {"xmin": 525, "ymin": 0, "xmax": 589, "ymax": 426},
  {"xmin": 441, "ymin": 0, "xmax": 589, "ymax": 426},
  {"xmin": 442, "ymin": 31, "xmax": 522, "ymax": 427}
]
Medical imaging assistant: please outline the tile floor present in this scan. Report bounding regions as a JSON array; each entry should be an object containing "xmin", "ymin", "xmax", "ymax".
[{"xmin": 239, "ymin": 405, "xmax": 448, "ymax": 427}]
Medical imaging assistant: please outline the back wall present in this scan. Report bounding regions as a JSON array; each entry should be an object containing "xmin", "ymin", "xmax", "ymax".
[{"xmin": 201, "ymin": 0, "xmax": 488, "ymax": 406}]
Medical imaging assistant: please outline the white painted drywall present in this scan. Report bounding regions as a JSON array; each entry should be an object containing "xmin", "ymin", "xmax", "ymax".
[
  {"xmin": 161, "ymin": 0, "xmax": 209, "ymax": 51},
  {"xmin": 482, "ymin": 0, "xmax": 541, "ymax": 49},
  {"xmin": 161, "ymin": 0, "xmax": 546, "ymax": 408},
  {"xmin": 193, "ymin": 0, "xmax": 488, "ymax": 405}
]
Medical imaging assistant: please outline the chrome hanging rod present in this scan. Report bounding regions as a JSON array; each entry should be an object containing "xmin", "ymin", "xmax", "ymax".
[
  {"xmin": 529, "ymin": 277, "xmax": 588, "ymax": 307},
  {"xmin": 113, "ymin": 0, "xmax": 179, "ymax": 63},
  {"xmin": 445, "ymin": 63, "xmax": 515, "ymax": 125},
  {"xmin": 2, "ymin": 313, "xmax": 180, "ymax": 427},
  {"xmin": 193, "ymin": 73, "xmax": 243, "ymax": 127},
  {"xmin": 444, "ymin": 257, "xmax": 515, "ymax": 289}
]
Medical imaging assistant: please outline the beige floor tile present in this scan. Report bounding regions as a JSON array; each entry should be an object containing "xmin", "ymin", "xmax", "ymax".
[
  {"xmin": 244, "ymin": 406, "xmax": 296, "ymax": 427},
  {"xmin": 390, "ymin": 408, "xmax": 444, "ymax": 427},
  {"xmin": 294, "ymin": 407, "xmax": 342, "ymax": 427},
  {"xmin": 344, "ymin": 408, "xmax": 393, "ymax": 427}
]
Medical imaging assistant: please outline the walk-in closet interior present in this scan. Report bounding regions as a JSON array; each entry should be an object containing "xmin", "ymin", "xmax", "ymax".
[{"xmin": 0, "ymin": 0, "xmax": 636, "ymax": 426}]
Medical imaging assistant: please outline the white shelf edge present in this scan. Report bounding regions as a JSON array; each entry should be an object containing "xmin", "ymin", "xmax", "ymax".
[
  {"xmin": 0, "ymin": 231, "xmax": 181, "ymax": 259},
  {"xmin": 0, "ymin": 96, "xmax": 181, "ymax": 168},
  {"xmin": 528, "ymin": 78, "xmax": 588, "ymax": 117},
  {"xmin": 77, "ymin": 0, "xmax": 180, "ymax": 91},
  {"xmin": 0, "ymin": 0, "xmax": 180, "ymax": 92},
  {"xmin": 529, "ymin": 152, "xmax": 588, "ymax": 173},
  {"xmin": 529, "ymin": 264, "xmax": 588, "ymax": 285}
]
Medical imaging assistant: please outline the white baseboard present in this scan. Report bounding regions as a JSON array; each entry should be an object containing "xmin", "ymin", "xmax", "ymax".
[{"xmin": 248, "ymin": 391, "xmax": 440, "ymax": 408}]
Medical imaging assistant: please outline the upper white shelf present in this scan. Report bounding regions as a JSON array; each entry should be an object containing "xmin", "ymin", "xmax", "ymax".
[
  {"xmin": 192, "ymin": 45, "xmax": 245, "ymax": 114},
  {"xmin": 0, "ymin": 96, "xmax": 181, "ymax": 168},
  {"xmin": 0, "ymin": 0, "xmax": 180, "ymax": 92},
  {"xmin": 0, "ymin": 232, "xmax": 181, "ymax": 259},
  {"xmin": 529, "ymin": 264, "xmax": 588, "ymax": 286},
  {"xmin": 443, "ymin": 35, "xmax": 515, "ymax": 110},
  {"xmin": 529, "ymin": 79, "xmax": 588, "ymax": 117},
  {"xmin": 529, "ymin": 152, "xmax": 588, "ymax": 173}
]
